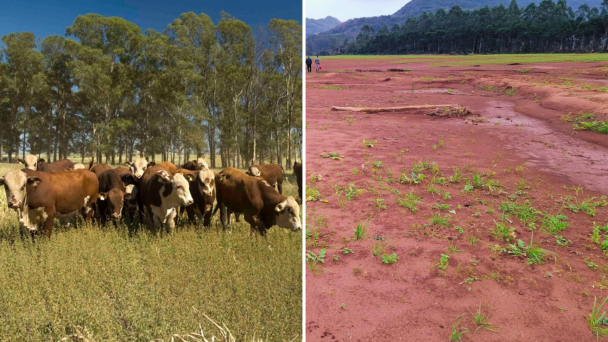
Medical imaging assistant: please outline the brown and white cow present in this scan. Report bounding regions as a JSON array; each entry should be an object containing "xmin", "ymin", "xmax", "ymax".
[
  {"xmin": 125, "ymin": 157, "xmax": 155, "ymax": 180},
  {"xmin": 293, "ymin": 161, "xmax": 302, "ymax": 201},
  {"xmin": 17, "ymin": 154, "xmax": 38, "ymax": 171},
  {"xmin": 180, "ymin": 167, "xmax": 216, "ymax": 227},
  {"xmin": 216, "ymin": 167, "xmax": 301, "ymax": 235},
  {"xmin": 0, "ymin": 169, "xmax": 98, "ymax": 238},
  {"xmin": 37, "ymin": 159, "xmax": 75, "ymax": 173},
  {"xmin": 246, "ymin": 164, "xmax": 285, "ymax": 194},
  {"xmin": 139, "ymin": 164, "xmax": 194, "ymax": 233},
  {"xmin": 182, "ymin": 158, "xmax": 209, "ymax": 171}
]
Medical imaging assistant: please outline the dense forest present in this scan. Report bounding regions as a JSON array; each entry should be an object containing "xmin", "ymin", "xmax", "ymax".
[
  {"xmin": 0, "ymin": 13, "xmax": 302, "ymax": 169},
  {"xmin": 311, "ymin": 0, "xmax": 608, "ymax": 55}
]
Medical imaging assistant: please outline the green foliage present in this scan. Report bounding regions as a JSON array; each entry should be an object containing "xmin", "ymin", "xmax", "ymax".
[
  {"xmin": 437, "ymin": 254, "xmax": 450, "ymax": 270},
  {"xmin": 381, "ymin": 253, "xmax": 399, "ymax": 264},
  {"xmin": 397, "ymin": 191, "xmax": 422, "ymax": 212},
  {"xmin": 541, "ymin": 213, "xmax": 569, "ymax": 235},
  {"xmin": 307, "ymin": 248, "xmax": 326, "ymax": 273},
  {"xmin": 588, "ymin": 296, "xmax": 608, "ymax": 339}
]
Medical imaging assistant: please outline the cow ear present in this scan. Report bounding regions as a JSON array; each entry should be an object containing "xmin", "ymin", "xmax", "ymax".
[
  {"xmin": 97, "ymin": 192, "xmax": 107, "ymax": 201},
  {"xmin": 275, "ymin": 201, "xmax": 286, "ymax": 213},
  {"xmin": 38, "ymin": 158, "xmax": 45, "ymax": 164},
  {"xmin": 192, "ymin": 160, "xmax": 198, "ymax": 166},
  {"xmin": 17, "ymin": 159, "xmax": 24, "ymax": 164},
  {"xmin": 27, "ymin": 176, "xmax": 41, "ymax": 187},
  {"xmin": 147, "ymin": 161, "xmax": 156, "ymax": 167},
  {"xmin": 0, "ymin": 177, "xmax": 4, "ymax": 186},
  {"xmin": 155, "ymin": 170, "xmax": 171, "ymax": 183},
  {"xmin": 124, "ymin": 161, "xmax": 132, "ymax": 167}
]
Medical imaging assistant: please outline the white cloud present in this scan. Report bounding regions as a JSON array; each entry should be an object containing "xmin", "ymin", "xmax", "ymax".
[{"xmin": 306, "ymin": 0, "xmax": 411, "ymax": 22}]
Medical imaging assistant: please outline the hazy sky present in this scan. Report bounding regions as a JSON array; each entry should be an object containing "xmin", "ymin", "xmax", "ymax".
[
  {"xmin": 0, "ymin": 0, "xmax": 301, "ymax": 39},
  {"xmin": 307, "ymin": 0, "xmax": 409, "ymax": 22}
]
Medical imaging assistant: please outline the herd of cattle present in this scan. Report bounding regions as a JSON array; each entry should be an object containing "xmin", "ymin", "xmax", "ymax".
[{"xmin": 0, "ymin": 154, "xmax": 303, "ymax": 238}]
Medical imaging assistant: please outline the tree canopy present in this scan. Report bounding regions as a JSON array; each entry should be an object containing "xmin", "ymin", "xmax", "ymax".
[
  {"xmin": 0, "ymin": 13, "xmax": 302, "ymax": 169},
  {"xmin": 311, "ymin": 0, "xmax": 608, "ymax": 55}
]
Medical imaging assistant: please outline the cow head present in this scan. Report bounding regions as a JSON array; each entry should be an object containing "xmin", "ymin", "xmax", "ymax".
[
  {"xmin": 17, "ymin": 154, "xmax": 38, "ymax": 171},
  {"xmin": 156, "ymin": 170, "xmax": 194, "ymax": 206},
  {"xmin": 197, "ymin": 169, "xmax": 215, "ymax": 196},
  {"xmin": 0, "ymin": 170, "xmax": 41, "ymax": 210},
  {"xmin": 97, "ymin": 188, "xmax": 124, "ymax": 220},
  {"xmin": 246, "ymin": 166, "xmax": 261, "ymax": 177},
  {"xmin": 126, "ymin": 158, "xmax": 154, "ymax": 180},
  {"xmin": 274, "ymin": 196, "xmax": 302, "ymax": 231},
  {"xmin": 73, "ymin": 163, "xmax": 86, "ymax": 170},
  {"xmin": 196, "ymin": 158, "xmax": 209, "ymax": 170}
]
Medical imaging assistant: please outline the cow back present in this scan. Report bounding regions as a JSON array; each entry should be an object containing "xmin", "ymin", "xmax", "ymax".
[
  {"xmin": 90, "ymin": 164, "xmax": 112, "ymax": 177},
  {"xmin": 37, "ymin": 159, "xmax": 75, "ymax": 173}
]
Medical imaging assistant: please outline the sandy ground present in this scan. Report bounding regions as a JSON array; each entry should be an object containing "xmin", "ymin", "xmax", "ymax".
[{"xmin": 305, "ymin": 57, "xmax": 608, "ymax": 341}]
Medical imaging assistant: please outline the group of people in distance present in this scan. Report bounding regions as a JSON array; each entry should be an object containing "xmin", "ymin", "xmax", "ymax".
[{"xmin": 305, "ymin": 55, "xmax": 321, "ymax": 73}]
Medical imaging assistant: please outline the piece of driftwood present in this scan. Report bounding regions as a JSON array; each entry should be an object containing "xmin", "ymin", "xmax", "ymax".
[{"xmin": 331, "ymin": 104, "xmax": 467, "ymax": 114}]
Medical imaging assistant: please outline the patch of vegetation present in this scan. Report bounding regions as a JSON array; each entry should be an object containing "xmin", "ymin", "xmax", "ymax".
[
  {"xmin": 437, "ymin": 254, "xmax": 450, "ymax": 270},
  {"xmin": 382, "ymin": 253, "xmax": 399, "ymax": 265},
  {"xmin": 541, "ymin": 213, "xmax": 569, "ymax": 235},
  {"xmin": 344, "ymin": 183, "xmax": 364, "ymax": 200},
  {"xmin": 397, "ymin": 191, "xmax": 422, "ymax": 212},
  {"xmin": 353, "ymin": 220, "xmax": 369, "ymax": 240},
  {"xmin": 588, "ymin": 296, "xmax": 608, "ymax": 339},
  {"xmin": 400, "ymin": 172, "xmax": 425, "ymax": 185},
  {"xmin": 306, "ymin": 188, "xmax": 328, "ymax": 202},
  {"xmin": 307, "ymin": 248, "xmax": 326, "ymax": 274},
  {"xmin": 568, "ymin": 196, "xmax": 607, "ymax": 217},
  {"xmin": 320, "ymin": 152, "xmax": 342, "ymax": 160},
  {"xmin": 503, "ymin": 239, "xmax": 557, "ymax": 265},
  {"xmin": 363, "ymin": 139, "xmax": 377, "ymax": 148},
  {"xmin": 472, "ymin": 304, "xmax": 501, "ymax": 333},
  {"xmin": 489, "ymin": 221, "xmax": 516, "ymax": 242}
]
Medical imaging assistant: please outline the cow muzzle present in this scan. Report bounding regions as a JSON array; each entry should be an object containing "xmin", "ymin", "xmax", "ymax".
[{"xmin": 7, "ymin": 200, "xmax": 21, "ymax": 209}]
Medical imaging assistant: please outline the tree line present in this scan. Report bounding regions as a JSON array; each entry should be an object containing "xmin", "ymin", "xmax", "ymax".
[
  {"xmin": 0, "ymin": 12, "xmax": 302, "ymax": 169},
  {"xmin": 318, "ymin": 0, "xmax": 608, "ymax": 55}
]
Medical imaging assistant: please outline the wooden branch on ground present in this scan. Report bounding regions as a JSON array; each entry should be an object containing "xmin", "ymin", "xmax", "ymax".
[{"xmin": 331, "ymin": 104, "xmax": 466, "ymax": 114}]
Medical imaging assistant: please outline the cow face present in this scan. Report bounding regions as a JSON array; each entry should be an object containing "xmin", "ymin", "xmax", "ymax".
[
  {"xmin": 274, "ymin": 196, "xmax": 302, "ymax": 231},
  {"xmin": 247, "ymin": 166, "xmax": 261, "ymax": 177},
  {"xmin": 17, "ymin": 154, "xmax": 38, "ymax": 171},
  {"xmin": 157, "ymin": 170, "xmax": 194, "ymax": 206},
  {"xmin": 127, "ymin": 158, "xmax": 154, "ymax": 180},
  {"xmin": 0, "ymin": 170, "xmax": 41, "ymax": 209},
  {"xmin": 197, "ymin": 169, "xmax": 215, "ymax": 196},
  {"xmin": 97, "ymin": 188, "xmax": 124, "ymax": 219}
]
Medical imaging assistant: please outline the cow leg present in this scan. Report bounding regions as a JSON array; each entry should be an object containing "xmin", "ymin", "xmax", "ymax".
[
  {"xmin": 43, "ymin": 207, "xmax": 56, "ymax": 238},
  {"xmin": 186, "ymin": 205, "xmax": 196, "ymax": 224},
  {"xmin": 166, "ymin": 209, "xmax": 177, "ymax": 234},
  {"xmin": 219, "ymin": 203, "xmax": 227, "ymax": 230},
  {"xmin": 203, "ymin": 203, "xmax": 212, "ymax": 228},
  {"xmin": 244, "ymin": 214, "xmax": 267, "ymax": 236},
  {"xmin": 277, "ymin": 181, "xmax": 283, "ymax": 194}
]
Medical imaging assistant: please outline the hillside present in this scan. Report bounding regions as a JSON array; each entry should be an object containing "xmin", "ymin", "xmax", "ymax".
[
  {"xmin": 323, "ymin": 0, "xmax": 604, "ymax": 38},
  {"xmin": 306, "ymin": 16, "xmax": 342, "ymax": 36}
]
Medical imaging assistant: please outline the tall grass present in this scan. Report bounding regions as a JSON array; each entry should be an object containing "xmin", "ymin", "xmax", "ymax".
[{"xmin": 0, "ymin": 163, "xmax": 302, "ymax": 341}]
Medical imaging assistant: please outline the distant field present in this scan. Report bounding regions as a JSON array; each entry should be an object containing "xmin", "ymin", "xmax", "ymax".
[
  {"xmin": 323, "ymin": 53, "xmax": 608, "ymax": 67},
  {"xmin": 0, "ymin": 163, "xmax": 302, "ymax": 341}
]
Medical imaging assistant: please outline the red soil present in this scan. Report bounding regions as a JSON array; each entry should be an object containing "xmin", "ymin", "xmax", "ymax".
[{"xmin": 306, "ymin": 58, "xmax": 608, "ymax": 341}]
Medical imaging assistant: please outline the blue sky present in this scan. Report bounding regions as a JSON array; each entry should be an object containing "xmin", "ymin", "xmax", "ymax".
[
  {"xmin": 0, "ymin": 0, "xmax": 302, "ymax": 39},
  {"xmin": 307, "ymin": 0, "xmax": 409, "ymax": 21}
]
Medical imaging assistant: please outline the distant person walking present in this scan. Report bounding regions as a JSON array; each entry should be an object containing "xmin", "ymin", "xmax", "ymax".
[
  {"xmin": 306, "ymin": 56, "xmax": 312, "ymax": 73},
  {"xmin": 315, "ymin": 55, "xmax": 321, "ymax": 72}
]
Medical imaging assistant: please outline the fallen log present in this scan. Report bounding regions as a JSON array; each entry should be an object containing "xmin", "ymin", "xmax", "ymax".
[{"xmin": 331, "ymin": 104, "xmax": 467, "ymax": 114}]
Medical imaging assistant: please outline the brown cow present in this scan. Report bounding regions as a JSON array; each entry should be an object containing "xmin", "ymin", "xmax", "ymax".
[
  {"xmin": 156, "ymin": 161, "xmax": 178, "ymax": 175},
  {"xmin": 37, "ymin": 158, "xmax": 75, "ymax": 173},
  {"xmin": 246, "ymin": 164, "xmax": 285, "ymax": 194},
  {"xmin": 182, "ymin": 158, "xmax": 209, "ymax": 171},
  {"xmin": 0, "ymin": 169, "xmax": 98, "ymax": 238},
  {"xmin": 96, "ymin": 170, "xmax": 128, "ymax": 224},
  {"xmin": 293, "ymin": 161, "xmax": 302, "ymax": 201},
  {"xmin": 216, "ymin": 167, "xmax": 301, "ymax": 235},
  {"xmin": 139, "ymin": 164, "xmax": 194, "ymax": 233},
  {"xmin": 90, "ymin": 163, "xmax": 112, "ymax": 177}
]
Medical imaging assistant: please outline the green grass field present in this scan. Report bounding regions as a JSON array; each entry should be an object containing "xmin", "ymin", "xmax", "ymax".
[
  {"xmin": 0, "ymin": 163, "xmax": 302, "ymax": 341},
  {"xmin": 322, "ymin": 53, "xmax": 608, "ymax": 67}
]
